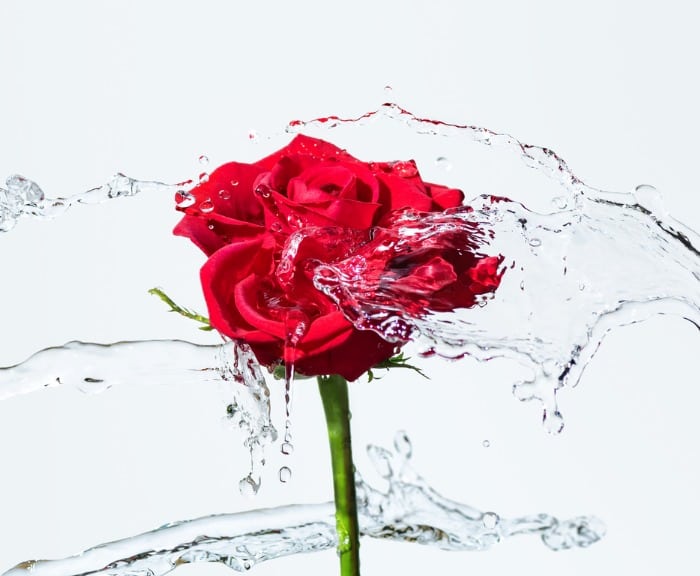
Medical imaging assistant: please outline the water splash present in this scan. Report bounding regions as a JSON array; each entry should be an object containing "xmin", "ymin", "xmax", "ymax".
[
  {"xmin": 3, "ymin": 106, "xmax": 697, "ymax": 433},
  {"xmin": 0, "ymin": 339, "xmax": 276, "ymax": 493},
  {"xmin": 1, "ymin": 432, "xmax": 603, "ymax": 576},
  {"xmin": 0, "ymin": 173, "xmax": 186, "ymax": 232},
  {"xmin": 1, "ymin": 103, "xmax": 694, "ymax": 571},
  {"xmin": 282, "ymin": 103, "xmax": 700, "ymax": 433}
]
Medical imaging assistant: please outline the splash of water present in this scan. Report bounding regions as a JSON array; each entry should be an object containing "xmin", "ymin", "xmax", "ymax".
[
  {"xmin": 1, "ymin": 103, "xmax": 694, "ymax": 571},
  {"xmin": 0, "ymin": 173, "xmax": 186, "ymax": 232},
  {"xmin": 0, "ymin": 339, "xmax": 276, "ymax": 493},
  {"xmin": 8, "ymin": 105, "xmax": 694, "ymax": 432},
  {"xmin": 281, "ymin": 104, "xmax": 700, "ymax": 433},
  {"xmin": 1, "ymin": 432, "xmax": 603, "ymax": 576}
]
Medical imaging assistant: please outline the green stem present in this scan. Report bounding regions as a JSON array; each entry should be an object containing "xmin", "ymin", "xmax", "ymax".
[{"xmin": 317, "ymin": 374, "xmax": 360, "ymax": 576}]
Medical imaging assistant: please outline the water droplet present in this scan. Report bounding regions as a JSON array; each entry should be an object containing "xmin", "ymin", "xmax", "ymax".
[
  {"xmin": 198, "ymin": 172, "xmax": 209, "ymax": 184},
  {"xmin": 248, "ymin": 129, "xmax": 258, "ymax": 141},
  {"xmin": 482, "ymin": 439, "xmax": 490, "ymax": 448},
  {"xmin": 552, "ymin": 196, "xmax": 568, "ymax": 210},
  {"xmin": 281, "ymin": 442, "xmax": 294, "ymax": 455},
  {"xmin": 239, "ymin": 474, "xmax": 260, "ymax": 496},
  {"xmin": 279, "ymin": 466, "xmax": 292, "ymax": 483},
  {"xmin": 199, "ymin": 199, "xmax": 215, "ymax": 213},
  {"xmin": 435, "ymin": 156, "xmax": 452, "ymax": 171},
  {"xmin": 218, "ymin": 189, "xmax": 231, "ymax": 200},
  {"xmin": 384, "ymin": 84, "xmax": 393, "ymax": 93},
  {"xmin": 230, "ymin": 179, "xmax": 239, "ymax": 187},
  {"xmin": 393, "ymin": 430, "xmax": 413, "ymax": 459},
  {"xmin": 391, "ymin": 160, "xmax": 418, "ymax": 178},
  {"xmin": 633, "ymin": 183, "xmax": 664, "ymax": 214},
  {"xmin": 255, "ymin": 184, "xmax": 271, "ymax": 199},
  {"xmin": 270, "ymin": 221, "xmax": 283, "ymax": 233},
  {"xmin": 543, "ymin": 408, "xmax": 565, "ymax": 434},
  {"xmin": 175, "ymin": 190, "xmax": 195, "ymax": 208},
  {"xmin": 529, "ymin": 238, "xmax": 542, "ymax": 247},
  {"xmin": 286, "ymin": 213, "xmax": 304, "ymax": 229},
  {"xmin": 198, "ymin": 154, "xmax": 209, "ymax": 166},
  {"xmin": 482, "ymin": 512, "xmax": 500, "ymax": 529}
]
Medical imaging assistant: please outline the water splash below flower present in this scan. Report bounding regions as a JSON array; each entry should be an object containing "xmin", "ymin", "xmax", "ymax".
[{"xmin": 1, "ymin": 430, "xmax": 603, "ymax": 576}]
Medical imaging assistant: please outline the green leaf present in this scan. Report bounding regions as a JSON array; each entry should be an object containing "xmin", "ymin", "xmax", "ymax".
[{"xmin": 148, "ymin": 287, "xmax": 213, "ymax": 330}]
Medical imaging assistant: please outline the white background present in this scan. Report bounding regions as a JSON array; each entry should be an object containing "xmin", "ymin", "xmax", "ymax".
[{"xmin": 0, "ymin": 1, "xmax": 699, "ymax": 574}]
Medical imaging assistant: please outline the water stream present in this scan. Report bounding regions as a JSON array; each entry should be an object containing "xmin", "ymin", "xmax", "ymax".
[
  {"xmin": 1, "ymin": 428, "xmax": 604, "ymax": 576},
  {"xmin": 1, "ymin": 103, "xmax": 698, "ymax": 572}
]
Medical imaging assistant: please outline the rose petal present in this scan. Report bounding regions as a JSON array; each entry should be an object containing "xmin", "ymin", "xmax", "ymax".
[{"xmin": 427, "ymin": 183, "xmax": 464, "ymax": 209}]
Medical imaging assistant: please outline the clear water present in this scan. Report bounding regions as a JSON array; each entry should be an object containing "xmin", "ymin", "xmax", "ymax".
[
  {"xmin": 1, "ymin": 430, "xmax": 603, "ymax": 576},
  {"xmin": 0, "ymin": 339, "xmax": 277, "ymax": 497},
  {"xmin": 286, "ymin": 104, "xmax": 700, "ymax": 433},
  {"xmin": 1, "ymin": 103, "xmax": 698, "ymax": 572},
  {"xmin": 0, "ymin": 172, "xmax": 184, "ymax": 232}
]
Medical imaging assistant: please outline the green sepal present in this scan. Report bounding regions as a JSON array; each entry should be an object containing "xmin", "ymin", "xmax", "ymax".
[{"xmin": 367, "ymin": 351, "xmax": 428, "ymax": 382}]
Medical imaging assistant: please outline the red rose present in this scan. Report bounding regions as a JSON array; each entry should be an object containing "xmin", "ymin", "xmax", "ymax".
[{"xmin": 174, "ymin": 135, "xmax": 500, "ymax": 381}]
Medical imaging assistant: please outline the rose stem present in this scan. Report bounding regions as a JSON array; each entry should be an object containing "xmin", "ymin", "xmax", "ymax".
[{"xmin": 317, "ymin": 374, "xmax": 360, "ymax": 576}]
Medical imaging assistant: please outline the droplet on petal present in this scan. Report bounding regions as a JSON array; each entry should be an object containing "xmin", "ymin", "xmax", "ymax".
[
  {"xmin": 199, "ymin": 198, "xmax": 215, "ymax": 213},
  {"xmin": 175, "ymin": 190, "xmax": 196, "ymax": 208}
]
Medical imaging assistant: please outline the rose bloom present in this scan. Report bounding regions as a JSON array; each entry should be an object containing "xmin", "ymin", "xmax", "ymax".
[{"xmin": 175, "ymin": 135, "xmax": 501, "ymax": 381}]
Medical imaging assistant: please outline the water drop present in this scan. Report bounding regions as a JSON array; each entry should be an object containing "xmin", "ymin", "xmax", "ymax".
[
  {"xmin": 435, "ymin": 156, "xmax": 452, "ymax": 171},
  {"xmin": 175, "ymin": 190, "xmax": 196, "ymax": 208},
  {"xmin": 239, "ymin": 474, "xmax": 260, "ymax": 496},
  {"xmin": 198, "ymin": 172, "xmax": 209, "ymax": 184},
  {"xmin": 482, "ymin": 439, "xmax": 490, "ymax": 448},
  {"xmin": 199, "ymin": 198, "xmax": 215, "ymax": 213},
  {"xmin": 482, "ymin": 512, "xmax": 500, "ymax": 529},
  {"xmin": 248, "ymin": 129, "xmax": 258, "ymax": 141},
  {"xmin": 543, "ymin": 408, "xmax": 565, "ymax": 434},
  {"xmin": 552, "ymin": 196, "xmax": 568, "ymax": 210},
  {"xmin": 255, "ymin": 184, "xmax": 271, "ymax": 199},
  {"xmin": 529, "ymin": 238, "xmax": 542, "ymax": 247},
  {"xmin": 198, "ymin": 154, "xmax": 209, "ymax": 166},
  {"xmin": 391, "ymin": 160, "xmax": 418, "ymax": 178},
  {"xmin": 393, "ymin": 430, "xmax": 413, "ymax": 459},
  {"xmin": 281, "ymin": 442, "xmax": 294, "ymax": 455},
  {"xmin": 230, "ymin": 179, "xmax": 239, "ymax": 187},
  {"xmin": 218, "ymin": 189, "xmax": 231, "ymax": 200},
  {"xmin": 279, "ymin": 466, "xmax": 292, "ymax": 483},
  {"xmin": 633, "ymin": 183, "xmax": 665, "ymax": 214},
  {"xmin": 383, "ymin": 85, "xmax": 393, "ymax": 94}
]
